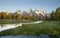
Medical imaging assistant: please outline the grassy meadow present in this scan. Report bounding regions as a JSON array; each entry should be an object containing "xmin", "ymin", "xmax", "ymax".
[
  {"xmin": 0, "ymin": 21, "xmax": 60, "ymax": 36},
  {"xmin": 0, "ymin": 19, "xmax": 37, "ymax": 24}
]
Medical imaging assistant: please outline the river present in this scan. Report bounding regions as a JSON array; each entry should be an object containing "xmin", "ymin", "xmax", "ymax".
[
  {"xmin": 0, "ymin": 21, "xmax": 60, "ymax": 38},
  {"xmin": 0, "ymin": 34, "xmax": 60, "ymax": 38},
  {"xmin": 0, "ymin": 21, "xmax": 43, "ymax": 31}
]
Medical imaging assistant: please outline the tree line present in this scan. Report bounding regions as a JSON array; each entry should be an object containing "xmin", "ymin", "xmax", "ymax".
[
  {"xmin": 0, "ymin": 7, "xmax": 60, "ymax": 21},
  {"xmin": 0, "ymin": 12, "xmax": 35, "ymax": 20},
  {"xmin": 50, "ymin": 7, "xmax": 60, "ymax": 21}
]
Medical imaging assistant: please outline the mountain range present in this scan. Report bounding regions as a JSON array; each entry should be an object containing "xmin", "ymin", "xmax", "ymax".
[
  {"xmin": 15, "ymin": 9, "xmax": 50, "ymax": 19},
  {"xmin": 0, "ymin": 9, "xmax": 50, "ymax": 19}
]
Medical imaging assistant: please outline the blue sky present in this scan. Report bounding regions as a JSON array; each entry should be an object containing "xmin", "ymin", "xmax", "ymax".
[{"xmin": 0, "ymin": 0, "xmax": 60, "ymax": 13}]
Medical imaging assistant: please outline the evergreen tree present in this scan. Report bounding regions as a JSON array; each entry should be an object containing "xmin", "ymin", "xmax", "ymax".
[
  {"xmin": 55, "ymin": 7, "xmax": 60, "ymax": 20},
  {"xmin": 50, "ymin": 11, "xmax": 55, "ymax": 20}
]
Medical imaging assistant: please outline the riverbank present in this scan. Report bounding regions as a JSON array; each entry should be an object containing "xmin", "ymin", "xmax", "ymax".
[
  {"xmin": 0, "ymin": 19, "xmax": 38, "ymax": 24},
  {"xmin": 0, "ymin": 21, "xmax": 43, "ymax": 31},
  {"xmin": 0, "ymin": 21, "xmax": 60, "ymax": 36}
]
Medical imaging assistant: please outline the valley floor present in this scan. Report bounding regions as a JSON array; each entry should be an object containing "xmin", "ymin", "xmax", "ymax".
[{"xmin": 0, "ymin": 21, "xmax": 60, "ymax": 36}]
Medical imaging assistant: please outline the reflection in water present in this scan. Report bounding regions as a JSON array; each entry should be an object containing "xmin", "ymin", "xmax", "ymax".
[
  {"xmin": 0, "ymin": 21, "xmax": 43, "ymax": 31},
  {"xmin": 39, "ymin": 34, "xmax": 49, "ymax": 38},
  {"xmin": 0, "ymin": 23, "xmax": 22, "ymax": 31},
  {"xmin": 49, "ymin": 35, "xmax": 59, "ymax": 38},
  {"xmin": 0, "ymin": 34, "xmax": 49, "ymax": 38},
  {"xmin": 59, "ymin": 35, "xmax": 60, "ymax": 38},
  {"xmin": 0, "ymin": 34, "xmax": 60, "ymax": 38}
]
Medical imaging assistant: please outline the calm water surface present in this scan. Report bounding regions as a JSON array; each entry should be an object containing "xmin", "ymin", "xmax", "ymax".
[
  {"xmin": 0, "ymin": 34, "xmax": 49, "ymax": 38},
  {"xmin": 0, "ymin": 34, "xmax": 60, "ymax": 38},
  {"xmin": 0, "ymin": 21, "xmax": 43, "ymax": 31}
]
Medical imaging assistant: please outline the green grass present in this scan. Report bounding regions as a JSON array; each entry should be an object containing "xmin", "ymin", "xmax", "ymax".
[
  {"xmin": 0, "ymin": 19, "xmax": 37, "ymax": 24},
  {"xmin": 0, "ymin": 21, "xmax": 60, "ymax": 36}
]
